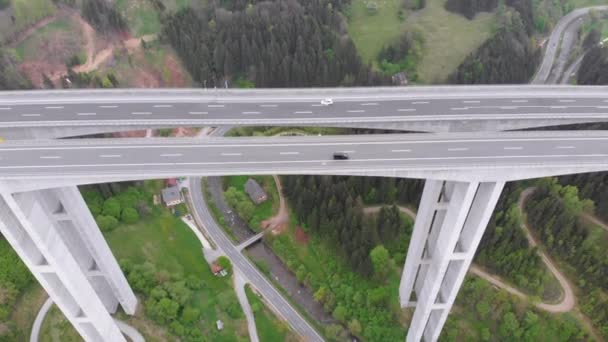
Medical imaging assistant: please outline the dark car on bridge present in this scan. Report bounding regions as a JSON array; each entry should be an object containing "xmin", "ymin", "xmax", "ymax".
[{"xmin": 333, "ymin": 152, "xmax": 349, "ymax": 160}]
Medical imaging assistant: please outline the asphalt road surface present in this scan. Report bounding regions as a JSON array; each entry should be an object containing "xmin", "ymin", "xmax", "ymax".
[
  {"xmin": 188, "ymin": 177, "xmax": 324, "ymax": 341},
  {"xmin": 533, "ymin": 6, "xmax": 608, "ymax": 84},
  {"xmin": 0, "ymin": 132, "xmax": 607, "ymax": 180},
  {"xmin": 1, "ymin": 87, "xmax": 608, "ymax": 129}
]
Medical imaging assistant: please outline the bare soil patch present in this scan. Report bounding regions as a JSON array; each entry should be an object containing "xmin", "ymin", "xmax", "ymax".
[{"xmin": 294, "ymin": 226, "xmax": 309, "ymax": 245}]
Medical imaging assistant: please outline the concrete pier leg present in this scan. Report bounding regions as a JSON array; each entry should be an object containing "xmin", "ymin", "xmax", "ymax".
[
  {"xmin": 0, "ymin": 183, "xmax": 136, "ymax": 341},
  {"xmin": 399, "ymin": 180, "xmax": 505, "ymax": 342}
]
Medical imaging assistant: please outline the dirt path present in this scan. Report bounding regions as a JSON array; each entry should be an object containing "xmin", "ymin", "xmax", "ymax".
[
  {"xmin": 362, "ymin": 205, "xmax": 417, "ymax": 218},
  {"xmin": 6, "ymin": 15, "xmax": 57, "ymax": 47},
  {"xmin": 262, "ymin": 176, "xmax": 288, "ymax": 231},
  {"xmin": 55, "ymin": 14, "xmax": 156, "ymax": 78},
  {"xmin": 581, "ymin": 212, "xmax": 608, "ymax": 233},
  {"xmin": 518, "ymin": 187, "xmax": 576, "ymax": 313},
  {"xmin": 364, "ymin": 201, "xmax": 577, "ymax": 313}
]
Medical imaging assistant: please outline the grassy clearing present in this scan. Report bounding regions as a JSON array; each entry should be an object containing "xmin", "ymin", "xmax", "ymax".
[
  {"xmin": 102, "ymin": 180, "xmax": 247, "ymax": 341},
  {"xmin": 223, "ymin": 175, "xmax": 279, "ymax": 230},
  {"xmin": 14, "ymin": 17, "xmax": 79, "ymax": 62},
  {"xmin": 10, "ymin": 0, "xmax": 56, "ymax": 32},
  {"xmin": 104, "ymin": 40, "xmax": 192, "ymax": 87},
  {"xmin": 116, "ymin": 0, "xmax": 161, "ymax": 37},
  {"xmin": 10, "ymin": 284, "xmax": 48, "ymax": 341},
  {"xmin": 245, "ymin": 285, "xmax": 298, "ymax": 342},
  {"xmin": 404, "ymin": 0, "xmax": 496, "ymax": 83},
  {"xmin": 36, "ymin": 180, "xmax": 247, "ymax": 342},
  {"xmin": 226, "ymin": 126, "xmax": 347, "ymax": 137},
  {"xmin": 39, "ymin": 305, "xmax": 82, "ymax": 342},
  {"xmin": 348, "ymin": 0, "xmax": 406, "ymax": 65}
]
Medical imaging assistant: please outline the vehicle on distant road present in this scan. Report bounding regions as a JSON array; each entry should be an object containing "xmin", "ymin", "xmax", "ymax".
[
  {"xmin": 321, "ymin": 98, "xmax": 333, "ymax": 106},
  {"xmin": 333, "ymin": 152, "xmax": 349, "ymax": 160}
]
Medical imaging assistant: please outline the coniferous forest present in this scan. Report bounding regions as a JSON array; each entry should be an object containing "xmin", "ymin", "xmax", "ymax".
[{"xmin": 162, "ymin": 0, "xmax": 389, "ymax": 88}]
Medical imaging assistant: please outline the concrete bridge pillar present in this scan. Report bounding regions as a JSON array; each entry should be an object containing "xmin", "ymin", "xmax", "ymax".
[
  {"xmin": 0, "ymin": 183, "xmax": 136, "ymax": 342},
  {"xmin": 399, "ymin": 180, "xmax": 505, "ymax": 342}
]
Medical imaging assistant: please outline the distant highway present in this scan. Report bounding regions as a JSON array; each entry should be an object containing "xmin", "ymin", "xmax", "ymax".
[
  {"xmin": 1, "ymin": 87, "xmax": 608, "ymax": 133},
  {"xmin": 533, "ymin": 5, "xmax": 608, "ymax": 84},
  {"xmin": 0, "ymin": 132, "xmax": 607, "ymax": 181}
]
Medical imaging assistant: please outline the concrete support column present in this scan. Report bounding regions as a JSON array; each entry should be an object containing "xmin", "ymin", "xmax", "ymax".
[
  {"xmin": 399, "ymin": 180, "xmax": 505, "ymax": 342},
  {"xmin": 0, "ymin": 183, "xmax": 135, "ymax": 342}
]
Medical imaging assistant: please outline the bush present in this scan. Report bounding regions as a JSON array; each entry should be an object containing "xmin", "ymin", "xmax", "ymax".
[
  {"xmin": 217, "ymin": 256, "xmax": 232, "ymax": 273},
  {"xmin": 96, "ymin": 215, "xmax": 119, "ymax": 232},
  {"xmin": 102, "ymin": 197, "xmax": 121, "ymax": 219},
  {"xmin": 121, "ymin": 207, "xmax": 140, "ymax": 224}
]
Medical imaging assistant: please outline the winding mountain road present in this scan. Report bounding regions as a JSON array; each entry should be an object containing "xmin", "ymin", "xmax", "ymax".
[{"xmin": 533, "ymin": 6, "xmax": 608, "ymax": 84}]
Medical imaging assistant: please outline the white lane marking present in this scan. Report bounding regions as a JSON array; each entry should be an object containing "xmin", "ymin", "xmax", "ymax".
[
  {"xmin": 242, "ymin": 111, "xmax": 261, "ymax": 115},
  {"xmin": 550, "ymin": 106, "xmax": 566, "ymax": 109},
  {"xmin": 189, "ymin": 111, "xmax": 208, "ymax": 115},
  {"xmin": 99, "ymin": 154, "xmax": 122, "ymax": 158},
  {"xmin": 294, "ymin": 111, "xmax": 313, "ymax": 114},
  {"xmin": 559, "ymin": 99, "xmax": 576, "ymax": 103},
  {"xmin": 131, "ymin": 112, "xmax": 152, "ymax": 115},
  {"xmin": 154, "ymin": 105, "xmax": 173, "ymax": 108},
  {"xmin": 503, "ymin": 147, "xmax": 523, "ymax": 150},
  {"xmin": 208, "ymin": 104, "xmax": 225, "ymax": 108},
  {"xmin": 597, "ymin": 106, "xmax": 608, "ymax": 109},
  {"xmin": 556, "ymin": 146, "xmax": 575, "ymax": 149},
  {"xmin": 500, "ymin": 106, "xmax": 518, "ymax": 109},
  {"xmin": 221, "ymin": 153, "xmax": 242, "ymax": 156},
  {"xmin": 361, "ymin": 103, "xmax": 378, "ymax": 106},
  {"xmin": 451, "ymin": 107, "xmax": 468, "ymax": 111},
  {"xmin": 448, "ymin": 148, "xmax": 469, "ymax": 151},
  {"xmin": 0, "ymin": 107, "xmax": 11, "ymax": 110},
  {"xmin": 412, "ymin": 101, "xmax": 429, "ymax": 104},
  {"xmin": 260, "ymin": 104, "xmax": 278, "ymax": 108},
  {"xmin": 462, "ymin": 100, "xmax": 480, "ymax": 104},
  {"xmin": 511, "ymin": 100, "xmax": 528, "ymax": 103},
  {"xmin": 10, "ymin": 154, "xmax": 608, "ymax": 170},
  {"xmin": 398, "ymin": 109, "xmax": 416, "ymax": 112},
  {"xmin": 280, "ymin": 152, "xmax": 299, "ymax": 155},
  {"xmin": 6, "ymin": 136, "xmax": 606, "ymax": 152},
  {"xmin": 99, "ymin": 105, "xmax": 118, "ymax": 108},
  {"xmin": 160, "ymin": 153, "xmax": 183, "ymax": 157},
  {"xmin": 311, "ymin": 104, "xmax": 323, "ymax": 107},
  {"xmin": 45, "ymin": 106, "xmax": 64, "ymax": 109},
  {"xmin": 341, "ymin": 150, "xmax": 355, "ymax": 153},
  {"xmin": 39, "ymin": 156, "xmax": 61, "ymax": 159},
  {"xmin": 21, "ymin": 114, "xmax": 41, "ymax": 117},
  {"xmin": 347, "ymin": 110, "xmax": 365, "ymax": 113},
  {"xmin": 391, "ymin": 149, "xmax": 411, "ymax": 153},
  {"xmin": 77, "ymin": 112, "xmax": 97, "ymax": 116}
]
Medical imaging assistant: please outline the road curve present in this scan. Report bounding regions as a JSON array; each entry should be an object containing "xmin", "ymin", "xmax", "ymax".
[
  {"xmin": 30, "ymin": 297, "xmax": 145, "ymax": 342},
  {"xmin": 518, "ymin": 188, "xmax": 576, "ymax": 313},
  {"xmin": 188, "ymin": 177, "xmax": 324, "ymax": 341},
  {"xmin": 533, "ymin": 6, "xmax": 608, "ymax": 84}
]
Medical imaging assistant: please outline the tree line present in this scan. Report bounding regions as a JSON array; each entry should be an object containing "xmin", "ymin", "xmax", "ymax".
[
  {"xmin": 475, "ymin": 183, "xmax": 550, "ymax": 298},
  {"xmin": 442, "ymin": 277, "xmax": 588, "ymax": 341},
  {"xmin": 0, "ymin": 45, "xmax": 31, "ymax": 90},
  {"xmin": 81, "ymin": 0, "xmax": 128, "ymax": 34},
  {"xmin": 559, "ymin": 172, "xmax": 608, "ymax": 222},
  {"xmin": 525, "ymin": 178, "xmax": 608, "ymax": 338},
  {"xmin": 577, "ymin": 46, "xmax": 608, "ymax": 85},
  {"xmin": 282, "ymin": 175, "xmax": 423, "ymax": 276},
  {"xmin": 450, "ymin": 8, "xmax": 539, "ymax": 84},
  {"xmin": 82, "ymin": 184, "xmax": 149, "ymax": 232},
  {"xmin": 162, "ymin": 0, "xmax": 389, "ymax": 88}
]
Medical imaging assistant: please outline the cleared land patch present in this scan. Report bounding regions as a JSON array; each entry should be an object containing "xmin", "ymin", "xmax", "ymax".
[
  {"xmin": 348, "ymin": 0, "xmax": 405, "ymax": 65},
  {"xmin": 405, "ymin": 0, "xmax": 495, "ymax": 83}
]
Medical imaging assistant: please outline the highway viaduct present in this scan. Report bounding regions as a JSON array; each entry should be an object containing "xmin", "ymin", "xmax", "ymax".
[
  {"xmin": 1, "ymin": 125, "xmax": 608, "ymax": 341},
  {"xmin": 1, "ymin": 86, "xmax": 608, "ymax": 139}
]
